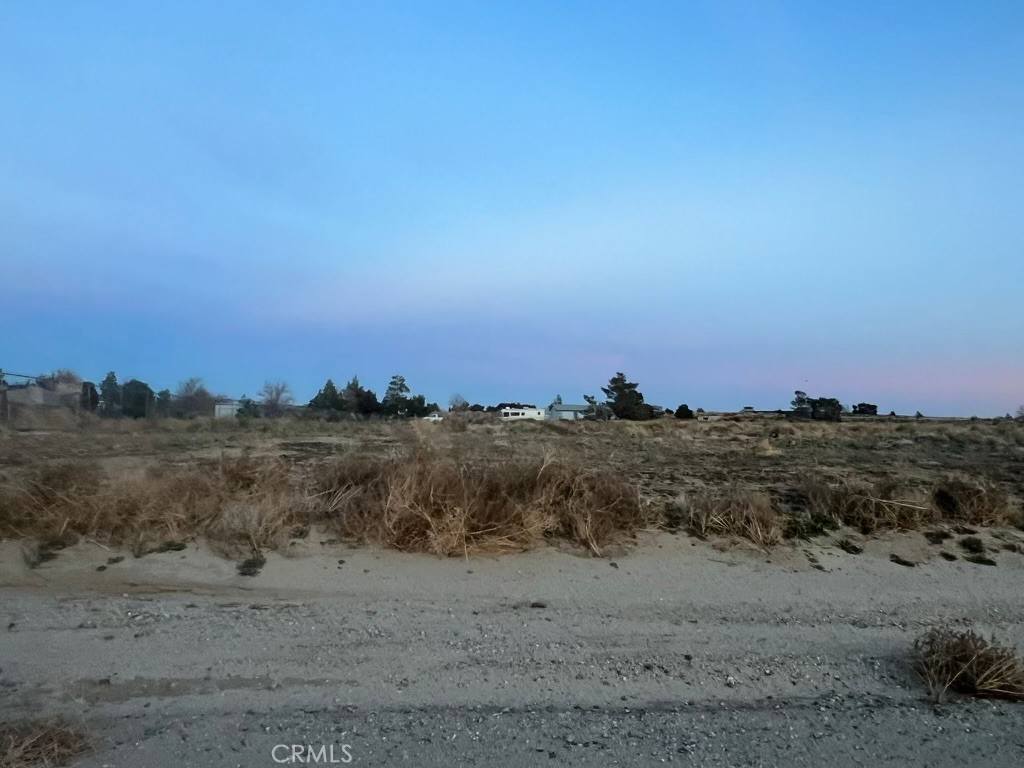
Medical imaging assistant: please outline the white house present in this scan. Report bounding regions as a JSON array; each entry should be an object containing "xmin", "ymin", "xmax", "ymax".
[
  {"xmin": 547, "ymin": 403, "xmax": 589, "ymax": 420},
  {"xmin": 500, "ymin": 407, "xmax": 545, "ymax": 421}
]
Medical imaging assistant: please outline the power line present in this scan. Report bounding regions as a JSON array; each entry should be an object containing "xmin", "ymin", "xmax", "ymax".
[{"xmin": 0, "ymin": 371, "xmax": 40, "ymax": 381}]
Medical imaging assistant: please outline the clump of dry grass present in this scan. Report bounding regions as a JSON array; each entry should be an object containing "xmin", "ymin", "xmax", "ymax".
[
  {"xmin": 913, "ymin": 627, "xmax": 1024, "ymax": 703},
  {"xmin": 23, "ymin": 462, "xmax": 103, "ymax": 506},
  {"xmin": 789, "ymin": 476, "xmax": 1020, "ymax": 537},
  {"xmin": 932, "ymin": 478, "xmax": 1017, "ymax": 526},
  {"xmin": 753, "ymin": 437, "xmax": 781, "ymax": 456},
  {"xmin": 2, "ymin": 452, "xmax": 647, "ymax": 558},
  {"xmin": 674, "ymin": 490, "xmax": 781, "ymax": 552},
  {"xmin": 0, "ymin": 721, "xmax": 89, "ymax": 768},
  {"xmin": 0, "ymin": 455, "xmax": 307, "ymax": 556},
  {"xmin": 800, "ymin": 478, "xmax": 934, "ymax": 534},
  {"xmin": 311, "ymin": 454, "xmax": 648, "ymax": 556}
]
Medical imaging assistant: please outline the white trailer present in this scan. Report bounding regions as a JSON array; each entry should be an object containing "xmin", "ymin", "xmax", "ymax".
[{"xmin": 500, "ymin": 407, "xmax": 545, "ymax": 421}]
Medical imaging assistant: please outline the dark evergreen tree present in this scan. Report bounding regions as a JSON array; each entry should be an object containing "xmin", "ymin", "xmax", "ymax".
[
  {"xmin": 340, "ymin": 376, "xmax": 381, "ymax": 415},
  {"xmin": 154, "ymin": 389, "xmax": 173, "ymax": 417},
  {"xmin": 99, "ymin": 371, "xmax": 121, "ymax": 414},
  {"xmin": 405, "ymin": 394, "xmax": 432, "ymax": 417},
  {"xmin": 601, "ymin": 372, "xmax": 655, "ymax": 420},
  {"xmin": 382, "ymin": 375, "xmax": 411, "ymax": 416},
  {"xmin": 674, "ymin": 403, "xmax": 695, "ymax": 419},
  {"xmin": 121, "ymin": 379, "xmax": 154, "ymax": 418},
  {"xmin": 790, "ymin": 391, "xmax": 842, "ymax": 421},
  {"xmin": 309, "ymin": 379, "xmax": 342, "ymax": 410},
  {"xmin": 80, "ymin": 382, "xmax": 99, "ymax": 412}
]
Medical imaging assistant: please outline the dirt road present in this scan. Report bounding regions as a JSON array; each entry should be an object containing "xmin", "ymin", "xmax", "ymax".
[{"xmin": 2, "ymin": 533, "xmax": 1023, "ymax": 766}]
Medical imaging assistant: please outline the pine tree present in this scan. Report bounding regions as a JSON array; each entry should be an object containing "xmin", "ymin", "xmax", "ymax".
[
  {"xmin": 309, "ymin": 379, "xmax": 342, "ymax": 410},
  {"xmin": 155, "ymin": 389, "xmax": 172, "ymax": 417},
  {"xmin": 383, "ymin": 375, "xmax": 411, "ymax": 415},
  {"xmin": 601, "ymin": 372, "xmax": 654, "ymax": 420},
  {"xmin": 99, "ymin": 371, "xmax": 121, "ymax": 414},
  {"xmin": 121, "ymin": 379, "xmax": 155, "ymax": 418}
]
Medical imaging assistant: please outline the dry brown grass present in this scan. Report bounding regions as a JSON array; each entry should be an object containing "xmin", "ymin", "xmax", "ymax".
[
  {"xmin": 913, "ymin": 627, "xmax": 1024, "ymax": 703},
  {"xmin": 311, "ymin": 453, "xmax": 649, "ymax": 556},
  {"xmin": 800, "ymin": 478, "xmax": 934, "ymax": 534},
  {"xmin": 674, "ymin": 490, "xmax": 782, "ymax": 553},
  {"xmin": 932, "ymin": 478, "xmax": 1017, "ymax": 526},
  {"xmin": 0, "ymin": 452, "xmax": 648, "ymax": 558},
  {"xmin": 793, "ymin": 475, "xmax": 1020, "ymax": 536},
  {"xmin": 0, "ymin": 721, "xmax": 89, "ymax": 768},
  {"xmin": 0, "ymin": 454, "xmax": 307, "ymax": 556},
  {"xmin": 2, "ymin": 416, "xmax": 1021, "ymax": 559},
  {"xmin": 680, "ymin": 472, "xmax": 1020, "ymax": 549}
]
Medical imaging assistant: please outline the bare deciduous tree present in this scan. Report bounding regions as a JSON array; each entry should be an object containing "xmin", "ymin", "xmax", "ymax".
[
  {"xmin": 258, "ymin": 381, "xmax": 294, "ymax": 417},
  {"xmin": 173, "ymin": 377, "xmax": 219, "ymax": 418}
]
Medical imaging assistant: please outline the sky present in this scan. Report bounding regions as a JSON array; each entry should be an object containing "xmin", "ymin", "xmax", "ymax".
[{"xmin": 2, "ymin": 1, "xmax": 1022, "ymax": 415}]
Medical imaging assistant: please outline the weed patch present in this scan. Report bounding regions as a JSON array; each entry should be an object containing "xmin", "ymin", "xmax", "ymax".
[
  {"xmin": 958, "ymin": 536, "xmax": 985, "ymax": 554},
  {"xmin": 0, "ymin": 721, "xmax": 89, "ymax": 768},
  {"xmin": 674, "ymin": 491, "xmax": 781, "ymax": 552},
  {"xmin": 311, "ymin": 454, "xmax": 648, "ymax": 556},
  {"xmin": 913, "ymin": 627, "xmax": 1024, "ymax": 702},
  {"xmin": 932, "ymin": 479, "xmax": 1017, "ymax": 526},
  {"xmin": 792, "ymin": 479, "xmax": 932, "ymax": 535},
  {"xmin": 1, "ymin": 456, "xmax": 307, "ymax": 556}
]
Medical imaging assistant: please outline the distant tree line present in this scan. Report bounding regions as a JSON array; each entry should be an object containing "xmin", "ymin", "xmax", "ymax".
[
  {"xmin": 80, "ymin": 369, "xmax": 696, "ymax": 422},
  {"xmin": 91, "ymin": 372, "xmax": 233, "ymax": 419},
  {"xmin": 16, "ymin": 366, "xmax": 944, "ymax": 423},
  {"xmin": 789, "ymin": 393, "xmax": 882, "ymax": 421},
  {"xmin": 790, "ymin": 391, "xmax": 843, "ymax": 421},
  {"xmin": 306, "ymin": 375, "xmax": 439, "ymax": 419}
]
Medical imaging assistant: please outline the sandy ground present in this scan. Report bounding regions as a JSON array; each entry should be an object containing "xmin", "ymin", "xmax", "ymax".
[{"xmin": 2, "ymin": 533, "xmax": 1024, "ymax": 767}]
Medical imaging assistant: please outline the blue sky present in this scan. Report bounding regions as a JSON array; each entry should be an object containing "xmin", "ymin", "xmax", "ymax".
[{"xmin": 2, "ymin": 2, "xmax": 1022, "ymax": 414}]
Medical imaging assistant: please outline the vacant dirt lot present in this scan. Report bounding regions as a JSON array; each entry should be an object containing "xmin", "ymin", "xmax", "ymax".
[
  {"xmin": 2, "ymin": 416, "xmax": 1023, "ymax": 766},
  {"xmin": 5, "ymin": 414, "xmax": 1024, "ymax": 511}
]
